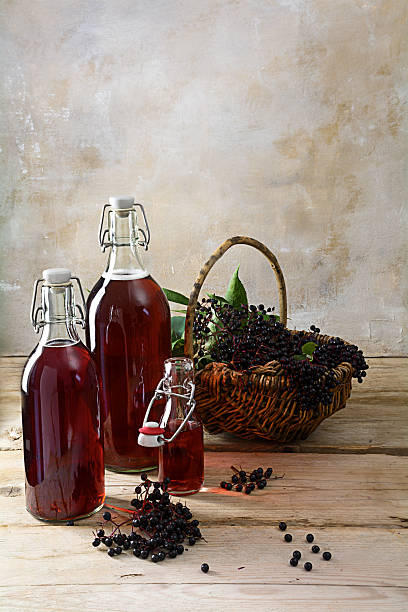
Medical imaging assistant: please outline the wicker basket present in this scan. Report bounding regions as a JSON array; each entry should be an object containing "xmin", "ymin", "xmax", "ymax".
[{"xmin": 184, "ymin": 236, "xmax": 353, "ymax": 443}]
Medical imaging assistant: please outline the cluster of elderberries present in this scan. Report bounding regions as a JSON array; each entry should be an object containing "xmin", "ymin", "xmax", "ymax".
[
  {"xmin": 194, "ymin": 300, "xmax": 296, "ymax": 370},
  {"xmin": 220, "ymin": 465, "xmax": 283, "ymax": 494},
  {"xmin": 193, "ymin": 299, "xmax": 368, "ymax": 413},
  {"xmin": 91, "ymin": 475, "xmax": 204, "ymax": 563}
]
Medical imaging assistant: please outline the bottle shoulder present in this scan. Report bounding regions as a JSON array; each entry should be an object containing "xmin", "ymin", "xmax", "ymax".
[
  {"xmin": 87, "ymin": 274, "xmax": 169, "ymax": 308},
  {"xmin": 22, "ymin": 341, "xmax": 97, "ymax": 393}
]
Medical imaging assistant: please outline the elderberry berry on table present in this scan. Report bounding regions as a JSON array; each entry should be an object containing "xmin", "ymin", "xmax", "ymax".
[
  {"xmin": 306, "ymin": 534, "xmax": 314, "ymax": 543},
  {"xmin": 201, "ymin": 563, "xmax": 209, "ymax": 573},
  {"xmin": 323, "ymin": 551, "xmax": 332, "ymax": 561},
  {"xmin": 284, "ymin": 534, "xmax": 292, "ymax": 542},
  {"xmin": 91, "ymin": 477, "xmax": 204, "ymax": 564},
  {"xmin": 304, "ymin": 562, "xmax": 313, "ymax": 571}
]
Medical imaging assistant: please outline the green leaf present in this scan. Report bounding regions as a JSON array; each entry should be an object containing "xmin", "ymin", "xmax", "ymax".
[
  {"xmin": 171, "ymin": 338, "xmax": 185, "ymax": 356},
  {"xmin": 301, "ymin": 342, "xmax": 318, "ymax": 356},
  {"xmin": 225, "ymin": 266, "xmax": 248, "ymax": 309},
  {"xmin": 162, "ymin": 288, "xmax": 189, "ymax": 306},
  {"xmin": 196, "ymin": 354, "xmax": 213, "ymax": 369},
  {"xmin": 293, "ymin": 354, "xmax": 307, "ymax": 361},
  {"xmin": 171, "ymin": 316, "xmax": 186, "ymax": 341}
]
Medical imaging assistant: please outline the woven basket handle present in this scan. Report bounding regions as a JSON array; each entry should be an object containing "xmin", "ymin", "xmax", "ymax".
[{"xmin": 184, "ymin": 236, "xmax": 287, "ymax": 359}]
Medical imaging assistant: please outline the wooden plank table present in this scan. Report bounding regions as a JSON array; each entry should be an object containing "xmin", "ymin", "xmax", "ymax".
[{"xmin": 1, "ymin": 357, "xmax": 407, "ymax": 611}]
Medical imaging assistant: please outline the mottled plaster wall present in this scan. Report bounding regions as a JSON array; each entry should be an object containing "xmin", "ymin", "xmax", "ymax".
[{"xmin": 0, "ymin": 0, "xmax": 407, "ymax": 355}]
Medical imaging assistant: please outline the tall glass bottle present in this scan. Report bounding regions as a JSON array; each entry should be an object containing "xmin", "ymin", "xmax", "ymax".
[
  {"xmin": 21, "ymin": 268, "xmax": 105, "ymax": 522},
  {"xmin": 86, "ymin": 196, "xmax": 171, "ymax": 472}
]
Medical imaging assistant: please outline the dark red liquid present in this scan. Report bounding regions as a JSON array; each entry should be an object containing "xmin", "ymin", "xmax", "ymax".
[
  {"xmin": 158, "ymin": 420, "xmax": 204, "ymax": 494},
  {"xmin": 21, "ymin": 342, "xmax": 105, "ymax": 522},
  {"xmin": 86, "ymin": 275, "xmax": 171, "ymax": 472}
]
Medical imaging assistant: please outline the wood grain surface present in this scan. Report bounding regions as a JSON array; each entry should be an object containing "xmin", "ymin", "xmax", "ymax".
[{"xmin": 0, "ymin": 357, "xmax": 407, "ymax": 611}]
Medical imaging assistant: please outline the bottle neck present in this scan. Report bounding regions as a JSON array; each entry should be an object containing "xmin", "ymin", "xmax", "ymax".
[
  {"xmin": 39, "ymin": 284, "xmax": 80, "ymax": 347},
  {"xmin": 104, "ymin": 210, "xmax": 148, "ymax": 279}
]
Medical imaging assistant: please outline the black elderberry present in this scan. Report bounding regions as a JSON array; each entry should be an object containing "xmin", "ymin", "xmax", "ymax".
[
  {"xmin": 304, "ymin": 562, "xmax": 312, "ymax": 571},
  {"xmin": 231, "ymin": 474, "xmax": 239, "ymax": 484},
  {"xmin": 97, "ymin": 529, "xmax": 105, "ymax": 538},
  {"xmin": 122, "ymin": 540, "xmax": 131, "ymax": 551},
  {"xmin": 158, "ymin": 551, "xmax": 165, "ymax": 561},
  {"xmin": 284, "ymin": 534, "xmax": 292, "ymax": 542},
  {"xmin": 189, "ymin": 537, "xmax": 196, "ymax": 546},
  {"xmin": 201, "ymin": 563, "xmax": 209, "ymax": 573},
  {"xmin": 141, "ymin": 473, "xmax": 148, "ymax": 481},
  {"xmin": 151, "ymin": 553, "xmax": 159, "ymax": 563},
  {"xmin": 322, "ymin": 551, "xmax": 332, "ymax": 561},
  {"xmin": 225, "ymin": 482, "xmax": 233, "ymax": 491},
  {"xmin": 279, "ymin": 522, "xmax": 287, "ymax": 531},
  {"xmin": 244, "ymin": 486, "xmax": 252, "ymax": 494},
  {"xmin": 311, "ymin": 545, "xmax": 320, "ymax": 554},
  {"xmin": 133, "ymin": 548, "xmax": 141, "ymax": 557},
  {"xmin": 92, "ymin": 538, "xmax": 101, "ymax": 547},
  {"xmin": 104, "ymin": 537, "xmax": 113, "ymax": 547},
  {"xmin": 107, "ymin": 548, "xmax": 115, "ymax": 557},
  {"xmin": 102, "ymin": 511, "xmax": 111, "ymax": 521},
  {"xmin": 66, "ymin": 520, "xmax": 74, "ymax": 526},
  {"xmin": 306, "ymin": 534, "xmax": 314, "ymax": 543},
  {"xmin": 235, "ymin": 484, "xmax": 243, "ymax": 492},
  {"xmin": 168, "ymin": 549, "xmax": 177, "ymax": 559},
  {"xmin": 239, "ymin": 470, "xmax": 246, "ymax": 478},
  {"xmin": 176, "ymin": 544, "xmax": 184, "ymax": 555},
  {"xmin": 115, "ymin": 547, "xmax": 122, "ymax": 555},
  {"xmin": 292, "ymin": 550, "xmax": 301, "ymax": 560},
  {"xmin": 290, "ymin": 557, "xmax": 298, "ymax": 567},
  {"xmin": 134, "ymin": 486, "xmax": 142, "ymax": 494},
  {"xmin": 140, "ymin": 549, "xmax": 149, "ymax": 559}
]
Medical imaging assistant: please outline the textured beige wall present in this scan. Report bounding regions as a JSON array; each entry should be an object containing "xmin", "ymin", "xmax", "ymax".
[{"xmin": 0, "ymin": 0, "xmax": 407, "ymax": 356}]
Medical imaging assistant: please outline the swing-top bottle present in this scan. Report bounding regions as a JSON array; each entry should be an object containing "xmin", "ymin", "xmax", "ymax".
[
  {"xmin": 21, "ymin": 268, "xmax": 105, "ymax": 521},
  {"xmin": 86, "ymin": 196, "xmax": 171, "ymax": 472}
]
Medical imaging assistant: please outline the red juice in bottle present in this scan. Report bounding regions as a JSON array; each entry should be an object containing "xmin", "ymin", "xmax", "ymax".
[
  {"xmin": 159, "ymin": 420, "xmax": 204, "ymax": 495},
  {"xmin": 22, "ymin": 269, "xmax": 104, "ymax": 522},
  {"xmin": 86, "ymin": 197, "xmax": 171, "ymax": 472}
]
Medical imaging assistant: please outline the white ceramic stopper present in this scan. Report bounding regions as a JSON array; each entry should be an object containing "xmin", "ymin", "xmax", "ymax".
[
  {"xmin": 108, "ymin": 196, "xmax": 135, "ymax": 209},
  {"xmin": 138, "ymin": 421, "xmax": 165, "ymax": 448},
  {"xmin": 43, "ymin": 268, "xmax": 71, "ymax": 284}
]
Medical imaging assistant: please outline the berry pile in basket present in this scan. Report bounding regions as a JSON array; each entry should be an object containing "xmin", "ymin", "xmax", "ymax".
[
  {"xmin": 220, "ymin": 465, "xmax": 284, "ymax": 494},
  {"xmin": 194, "ymin": 298, "xmax": 368, "ymax": 412},
  {"xmin": 91, "ymin": 475, "xmax": 204, "ymax": 563}
]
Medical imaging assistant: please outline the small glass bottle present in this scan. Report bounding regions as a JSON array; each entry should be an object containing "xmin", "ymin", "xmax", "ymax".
[
  {"xmin": 86, "ymin": 196, "xmax": 171, "ymax": 473},
  {"xmin": 138, "ymin": 357, "xmax": 204, "ymax": 495},
  {"xmin": 21, "ymin": 268, "xmax": 105, "ymax": 521}
]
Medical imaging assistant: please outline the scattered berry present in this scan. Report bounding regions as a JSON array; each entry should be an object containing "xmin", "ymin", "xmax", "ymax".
[
  {"xmin": 66, "ymin": 520, "xmax": 74, "ymax": 526},
  {"xmin": 201, "ymin": 563, "xmax": 210, "ymax": 573},
  {"xmin": 279, "ymin": 522, "xmax": 287, "ymax": 531},
  {"xmin": 304, "ymin": 562, "xmax": 312, "ymax": 571},
  {"xmin": 102, "ymin": 511, "xmax": 111, "ymax": 521},
  {"xmin": 290, "ymin": 558, "xmax": 298, "ymax": 567},
  {"xmin": 92, "ymin": 538, "xmax": 101, "ymax": 547},
  {"xmin": 284, "ymin": 534, "xmax": 292, "ymax": 542},
  {"xmin": 311, "ymin": 545, "xmax": 320, "ymax": 554},
  {"xmin": 292, "ymin": 550, "xmax": 301, "ymax": 560},
  {"xmin": 323, "ymin": 552, "xmax": 332, "ymax": 561},
  {"xmin": 306, "ymin": 534, "xmax": 314, "ymax": 543},
  {"xmin": 96, "ymin": 529, "xmax": 105, "ymax": 538}
]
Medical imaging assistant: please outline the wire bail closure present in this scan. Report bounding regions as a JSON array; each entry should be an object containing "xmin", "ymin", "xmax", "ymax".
[
  {"xmin": 138, "ymin": 378, "xmax": 196, "ymax": 448},
  {"xmin": 98, "ymin": 201, "xmax": 151, "ymax": 252},
  {"xmin": 30, "ymin": 276, "xmax": 87, "ymax": 333}
]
